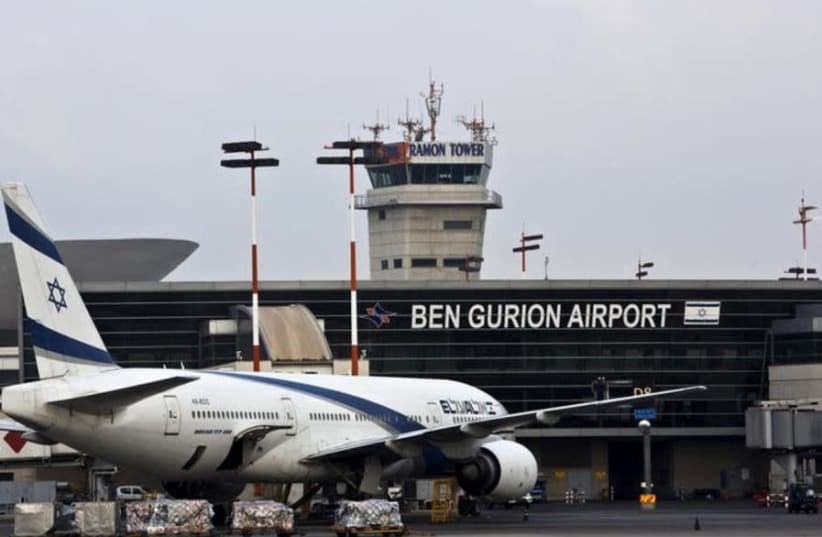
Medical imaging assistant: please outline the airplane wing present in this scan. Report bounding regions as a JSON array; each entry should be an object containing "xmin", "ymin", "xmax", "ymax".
[
  {"xmin": 47, "ymin": 376, "xmax": 198, "ymax": 413},
  {"xmin": 303, "ymin": 385, "xmax": 705, "ymax": 462}
]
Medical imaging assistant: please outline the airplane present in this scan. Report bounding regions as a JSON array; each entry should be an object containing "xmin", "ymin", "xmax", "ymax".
[{"xmin": 0, "ymin": 182, "xmax": 705, "ymax": 505}]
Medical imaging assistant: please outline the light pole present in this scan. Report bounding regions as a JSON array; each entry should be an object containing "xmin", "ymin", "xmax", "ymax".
[
  {"xmin": 638, "ymin": 419, "xmax": 653, "ymax": 509},
  {"xmin": 780, "ymin": 266, "xmax": 818, "ymax": 281},
  {"xmin": 793, "ymin": 196, "xmax": 817, "ymax": 281},
  {"xmin": 635, "ymin": 260, "xmax": 654, "ymax": 280},
  {"xmin": 513, "ymin": 232, "xmax": 542, "ymax": 275},
  {"xmin": 220, "ymin": 141, "xmax": 279, "ymax": 373},
  {"xmin": 458, "ymin": 256, "xmax": 483, "ymax": 281},
  {"xmin": 317, "ymin": 140, "xmax": 383, "ymax": 376}
]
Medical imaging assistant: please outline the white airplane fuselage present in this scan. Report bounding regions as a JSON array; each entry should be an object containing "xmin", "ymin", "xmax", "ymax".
[{"xmin": 3, "ymin": 368, "xmax": 505, "ymax": 483}]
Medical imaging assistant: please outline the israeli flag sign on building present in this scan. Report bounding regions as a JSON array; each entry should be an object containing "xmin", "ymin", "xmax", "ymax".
[{"xmin": 684, "ymin": 301, "xmax": 721, "ymax": 326}]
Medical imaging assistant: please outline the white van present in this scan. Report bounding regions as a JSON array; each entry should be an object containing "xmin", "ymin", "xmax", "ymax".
[{"xmin": 115, "ymin": 485, "xmax": 148, "ymax": 501}]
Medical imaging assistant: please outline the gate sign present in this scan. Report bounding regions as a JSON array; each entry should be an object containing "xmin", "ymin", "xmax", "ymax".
[{"xmin": 633, "ymin": 408, "xmax": 657, "ymax": 421}]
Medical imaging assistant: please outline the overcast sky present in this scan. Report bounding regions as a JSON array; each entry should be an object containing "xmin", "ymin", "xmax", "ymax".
[{"xmin": 2, "ymin": 1, "xmax": 820, "ymax": 281}]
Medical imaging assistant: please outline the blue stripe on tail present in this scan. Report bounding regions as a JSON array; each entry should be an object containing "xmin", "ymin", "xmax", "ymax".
[
  {"xmin": 5, "ymin": 205, "xmax": 63, "ymax": 264},
  {"xmin": 28, "ymin": 319, "xmax": 115, "ymax": 365}
]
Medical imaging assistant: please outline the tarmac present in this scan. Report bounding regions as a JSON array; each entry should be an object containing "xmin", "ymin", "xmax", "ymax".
[
  {"xmin": 328, "ymin": 500, "xmax": 820, "ymax": 537},
  {"xmin": 2, "ymin": 500, "xmax": 821, "ymax": 537}
]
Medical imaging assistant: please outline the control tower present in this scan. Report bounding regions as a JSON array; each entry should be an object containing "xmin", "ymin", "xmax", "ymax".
[{"xmin": 356, "ymin": 80, "xmax": 503, "ymax": 280}]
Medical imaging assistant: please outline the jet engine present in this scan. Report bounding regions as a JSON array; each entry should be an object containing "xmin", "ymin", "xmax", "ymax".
[
  {"xmin": 161, "ymin": 480, "xmax": 245, "ymax": 503},
  {"xmin": 456, "ymin": 440, "xmax": 537, "ymax": 501}
]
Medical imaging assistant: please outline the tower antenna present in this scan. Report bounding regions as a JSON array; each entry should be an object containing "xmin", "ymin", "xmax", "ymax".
[
  {"xmin": 421, "ymin": 72, "xmax": 444, "ymax": 141},
  {"xmin": 398, "ymin": 98, "xmax": 427, "ymax": 142},
  {"xmin": 363, "ymin": 109, "xmax": 390, "ymax": 141},
  {"xmin": 457, "ymin": 101, "xmax": 496, "ymax": 144}
]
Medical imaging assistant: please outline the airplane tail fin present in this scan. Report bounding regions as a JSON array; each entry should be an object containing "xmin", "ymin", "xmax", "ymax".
[{"xmin": 2, "ymin": 183, "xmax": 118, "ymax": 378}]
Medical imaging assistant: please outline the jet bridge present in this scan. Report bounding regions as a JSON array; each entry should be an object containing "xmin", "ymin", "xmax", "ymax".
[{"xmin": 746, "ymin": 363, "xmax": 822, "ymax": 488}]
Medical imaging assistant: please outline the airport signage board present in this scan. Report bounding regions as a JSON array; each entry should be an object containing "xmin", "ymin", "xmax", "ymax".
[
  {"xmin": 403, "ymin": 300, "xmax": 722, "ymax": 330},
  {"xmin": 366, "ymin": 141, "xmax": 492, "ymax": 165},
  {"xmin": 409, "ymin": 302, "xmax": 674, "ymax": 329},
  {"xmin": 633, "ymin": 408, "xmax": 657, "ymax": 421}
]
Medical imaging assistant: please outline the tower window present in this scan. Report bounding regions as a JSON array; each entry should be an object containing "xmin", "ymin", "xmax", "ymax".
[
  {"xmin": 393, "ymin": 258, "xmax": 403, "ymax": 268},
  {"xmin": 380, "ymin": 260, "xmax": 389, "ymax": 270},
  {"xmin": 378, "ymin": 210, "xmax": 386, "ymax": 220},
  {"xmin": 444, "ymin": 220, "xmax": 472, "ymax": 230},
  {"xmin": 411, "ymin": 258, "xmax": 437, "ymax": 268}
]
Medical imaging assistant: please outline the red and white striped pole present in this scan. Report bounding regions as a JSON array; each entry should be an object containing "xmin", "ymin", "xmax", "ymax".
[
  {"xmin": 348, "ymin": 147, "xmax": 359, "ymax": 376},
  {"xmin": 250, "ymin": 150, "xmax": 261, "ymax": 372},
  {"xmin": 316, "ymin": 140, "xmax": 383, "ymax": 376},
  {"xmin": 220, "ymin": 141, "xmax": 278, "ymax": 374}
]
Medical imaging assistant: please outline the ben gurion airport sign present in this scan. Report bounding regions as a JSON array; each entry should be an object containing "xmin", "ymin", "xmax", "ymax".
[{"xmin": 406, "ymin": 301, "xmax": 721, "ymax": 330}]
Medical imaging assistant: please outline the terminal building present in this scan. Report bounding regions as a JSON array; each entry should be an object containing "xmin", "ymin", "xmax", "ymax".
[{"xmin": 2, "ymin": 83, "xmax": 821, "ymax": 501}]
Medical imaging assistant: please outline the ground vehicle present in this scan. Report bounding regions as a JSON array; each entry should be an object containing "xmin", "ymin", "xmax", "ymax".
[
  {"xmin": 115, "ymin": 485, "xmax": 148, "ymax": 501},
  {"xmin": 530, "ymin": 480, "xmax": 546, "ymax": 502},
  {"xmin": 754, "ymin": 488, "xmax": 787, "ymax": 508},
  {"xmin": 786, "ymin": 484, "xmax": 818, "ymax": 514},
  {"xmin": 484, "ymin": 492, "xmax": 533, "ymax": 510}
]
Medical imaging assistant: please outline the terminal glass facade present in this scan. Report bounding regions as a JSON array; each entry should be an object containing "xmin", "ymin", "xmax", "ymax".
[{"xmin": 18, "ymin": 281, "xmax": 822, "ymax": 432}]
